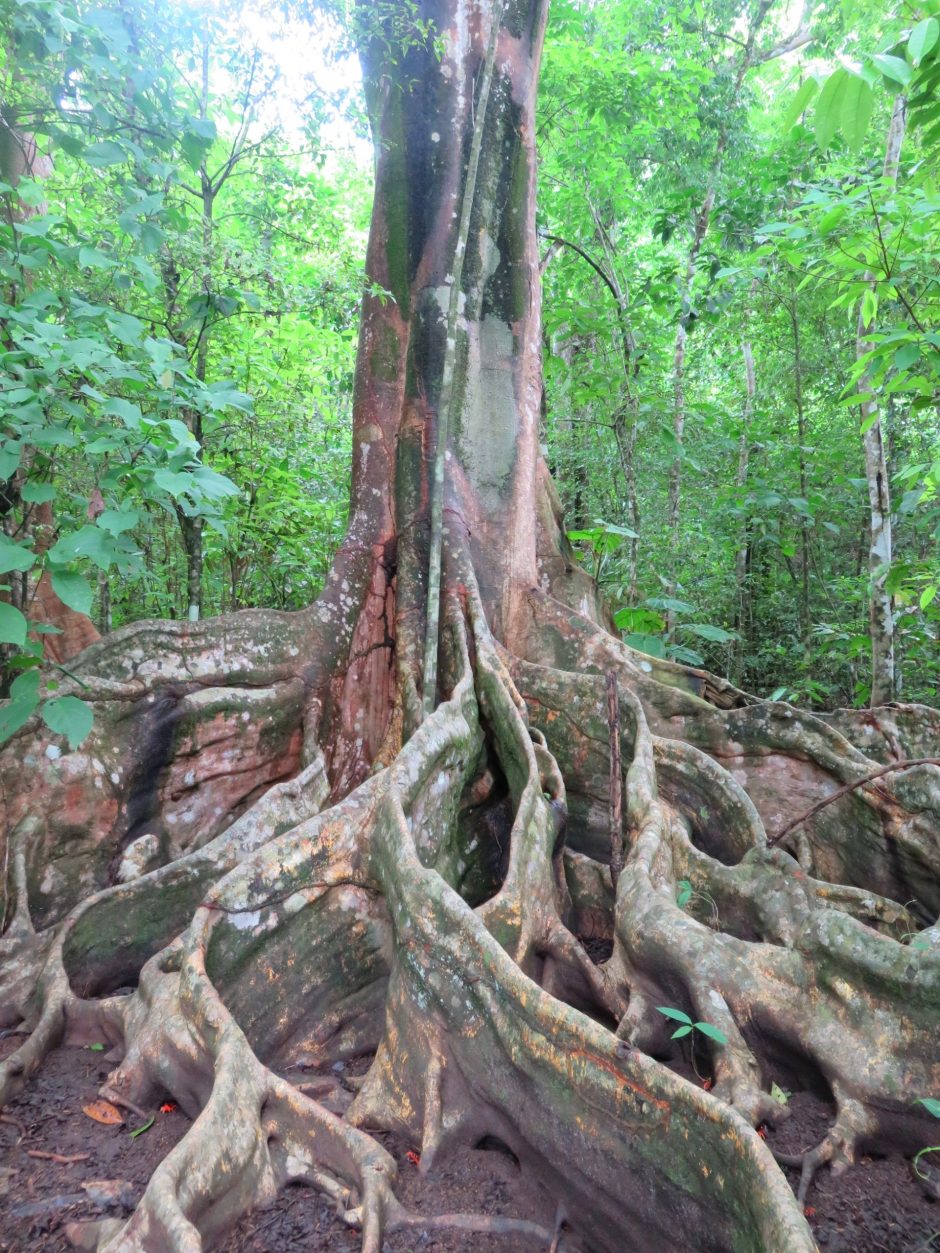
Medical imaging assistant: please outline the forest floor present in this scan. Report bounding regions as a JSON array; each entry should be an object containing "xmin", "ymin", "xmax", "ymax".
[{"xmin": 0, "ymin": 1032, "xmax": 938, "ymax": 1252}]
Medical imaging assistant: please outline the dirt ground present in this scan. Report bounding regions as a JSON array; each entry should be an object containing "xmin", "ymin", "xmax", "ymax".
[
  {"xmin": 1, "ymin": 1033, "xmax": 937, "ymax": 1252},
  {"xmin": 0, "ymin": 1038, "xmax": 553, "ymax": 1252}
]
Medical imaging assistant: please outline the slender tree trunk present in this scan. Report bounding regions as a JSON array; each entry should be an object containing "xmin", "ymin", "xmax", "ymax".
[
  {"xmin": 666, "ymin": 184, "xmax": 714, "ymax": 638},
  {"xmin": 857, "ymin": 95, "xmax": 906, "ymax": 706},
  {"xmin": 179, "ymin": 31, "xmax": 214, "ymax": 622},
  {"xmin": 590, "ymin": 204, "xmax": 642, "ymax": 601},
  {"xmin": 732, "ymin": 340, "xmax": 755, "ymax": 684},
  {"xmin": 789, "ymin": 295, "xmax": 810, "ymax": 646}
]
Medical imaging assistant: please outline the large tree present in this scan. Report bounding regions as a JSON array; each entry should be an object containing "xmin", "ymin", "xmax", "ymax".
[{"xmin": 2, "ymin": 2, "xmax": 939, "ymax": 1250}]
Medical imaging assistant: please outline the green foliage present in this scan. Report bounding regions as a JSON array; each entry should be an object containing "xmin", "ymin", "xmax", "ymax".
[
  {"xmin": 656, "ymin": 1006, "xmax": 729, "ymax": 1046},
  {"xmin": 0, "ymin": 0, "xmax": 936, "ymax": 754},
  {"xmin": 0, "ymin": 0, "xmax": 368, "ymax": 743},
  {"xmin": 539, "ymin": 0, "xmax": 938, "ymax": 710}
]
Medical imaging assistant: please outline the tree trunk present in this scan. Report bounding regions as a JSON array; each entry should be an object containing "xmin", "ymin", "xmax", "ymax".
[
  {"xmin": 0, "ymin": 115, "xmax": 100, "ymax": 661},
  {"xmin": 732, "ymin": 340, "xmax": 754, "ymax": 685},
  {"xmin": 858, "ymin": 95, "xmax": 906, "ymax": 706},
  {"xmin": 784, "ymin": 298, "xmax": 810, "ymax": 649},
  {"xmin": 0, "ymin": 7, "xmax": 938, "ymax": 1253}
]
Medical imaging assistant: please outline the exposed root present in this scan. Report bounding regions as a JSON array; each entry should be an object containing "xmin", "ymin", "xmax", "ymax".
[{"xmin": 2, "ymin": 550, "xmax": 937, "ymax": 1251}]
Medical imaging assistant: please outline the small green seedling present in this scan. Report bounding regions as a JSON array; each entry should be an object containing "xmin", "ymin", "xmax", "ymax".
[
  {"xmin": 657, "ymin": 1006, "xmax": 728, "ymax": 1045},
  {"xmin": 88, "ymin": 1043, "xmax": 105, "ymax": 1052},
  {"xmin": 676, "ymin": 880, "xmax": 693, "ymax": 908},
  {"xmin": 913, "ymin": 1098, "xmax": 940, "ymax": 1182},
  {"xmin": 770, "ymin": 1082, "xmax": 790, "ymax": 1106}
]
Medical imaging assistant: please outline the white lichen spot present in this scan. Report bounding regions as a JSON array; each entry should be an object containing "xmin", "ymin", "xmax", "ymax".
[
  {"xmin": 45, "ymin": 744, "xmax": 61, "ymax": 761},
  {"xmin": 431, "ymin": 131, "xmax": 440, "ymax": 143},
  {"xmin": 231, "ymin": 909, "xmax": 261, "ymax": 931}
]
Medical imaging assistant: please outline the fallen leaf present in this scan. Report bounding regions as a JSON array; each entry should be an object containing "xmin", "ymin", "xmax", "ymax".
[
  {"xmin": 88, "ymin": 1043, "xmax": 105, "ymax": 1052},
  {"xmin": 82, "ymin": 1100, "xmax": 124, "ymax": 1127},
  {"xmin": 129, "ymin": 1116, "xmax": 154, "ymax": 1138}
]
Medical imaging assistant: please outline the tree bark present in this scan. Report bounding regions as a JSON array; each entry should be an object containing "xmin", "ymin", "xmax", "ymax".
[
  {"xmin": 732, "ymin": 340, "xmax": 754, "ymax": 684},
  {"xmin": 857, "ymin": 95, "xmax": 906, "ymax": 706},
  {"xmin": 0, "ymin": 8, "xmax": 937, "ymax": 1253}
]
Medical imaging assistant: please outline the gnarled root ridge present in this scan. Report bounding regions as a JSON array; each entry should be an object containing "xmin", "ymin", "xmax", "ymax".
[{"xmin": 2, "ymin": 564, "xmax": 939, "ymax": 1251}]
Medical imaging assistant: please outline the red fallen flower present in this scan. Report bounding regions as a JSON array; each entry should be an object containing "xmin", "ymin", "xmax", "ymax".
[
  {"xmin": 160, "ymin": 1102, "xmax": 178, "ymax": 1113},
  {"xmin": 405, "ymin": 1151, "xmax": 421, "ymax": 1166},
  {"xmin": 803, "ymin": 1206, "xmax": 817, "ymax": 1218},
  {"xmin": 702, "ymin": 1078, "xmax": 713, "ymax": 1091}
]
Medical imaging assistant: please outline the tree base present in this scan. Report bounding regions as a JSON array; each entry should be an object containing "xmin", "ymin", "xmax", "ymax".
[{"xmin": 1, "ymin": 555, "xmax": 938, "ymax": 1252}]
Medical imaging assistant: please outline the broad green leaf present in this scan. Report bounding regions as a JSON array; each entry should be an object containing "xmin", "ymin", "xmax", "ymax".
[
  {"xmin": 815, "ymin": 69, "xmax": 849, "ymax": 149},
  {"xmin": 0, "ymin": 695, "xmax": 38, "ymax": 745},
  {"xmin": 11, "ymin": 670, "xmax": 41, "ymax": 702},
  {"xmin": 51, "ymin": 570, "xmax": 94, "ymax": 615},
  {"xmin": 919, "ymin": 1098, "xmax": 940, "ymax": 1118},
  {"xmin": 0, "ymin": 535, "xmax": 36, "ymax": 575},
  {"xmin": 872, "ymin": 54, "xmax": 913, "ymax": 87},
  {"xmin": 671, "ymin": 1025, "xmax": 693, "ymax": 1039},
  {"xmin": 693, "ymin": 1021, "xmax": 728, "ymax": 1045},
  {"xmin": 154, "ymin": 469, "xmax": 193, "ymax": 497},
  {"xmin": 0, "ymin": 602, "xmax": 27, "ymax": 647},
  {"xmin": 21, "ymin": 481, "xmax": 56, "ymax": 504},
  {"xmin": 681, "ymin": 623, "xmax": 739, "ymax": 643},
  {"xmin": 624, "ymin": 632, "xmax": 667, "ymax": 658},
  {"xmin": 104, "ymin": 398, "xmax": 143, "ymax": 429},
  {"xmin": 860, "ymin": 287, "xmax": 878, "ymax": 328},
  {"xmin": 841, "ymin": 76, "xmax": 874, "ymax": 151},
  {"xmin": 920, "ymin": 585, "xmax": 938, "ymax": 610},
  {"xmin": 657, "ymin": 1006, "xmax": 693, "ymax": 1024},
  {"xmin": 0, "ymin": 444, "xmax": 23, "ymax": 479},
  {"xmin": 84, "ymin": 140, "xmax": 127, "ymax": 167},
  {"xmin": 645, "ymin": 597, "xmax": 696, "ymax": 614},
  {"xmin": 41, "ymin": 696, "xmax": 93, "ymax": 750},
  {"xmin": 908, "ymin": 18, "xmax": 940, "ymax": 66},
  {"xmin": 98, "ymin": 508, "xmax": 139, "ymax": 536},
  {"xmin": 48, "ymin": 526, "xmax": 112, "ymax": 571},
  {"xmin": 783, "ymin": 77, "xmax": 818, "ymax": 131},
  {"xmin": 676, "ymin": 880, "xmax": 693, "ymax": 908},
  {"xmin": 894, "ymin": 344, "xmax": 921, "ymax": 370}
]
